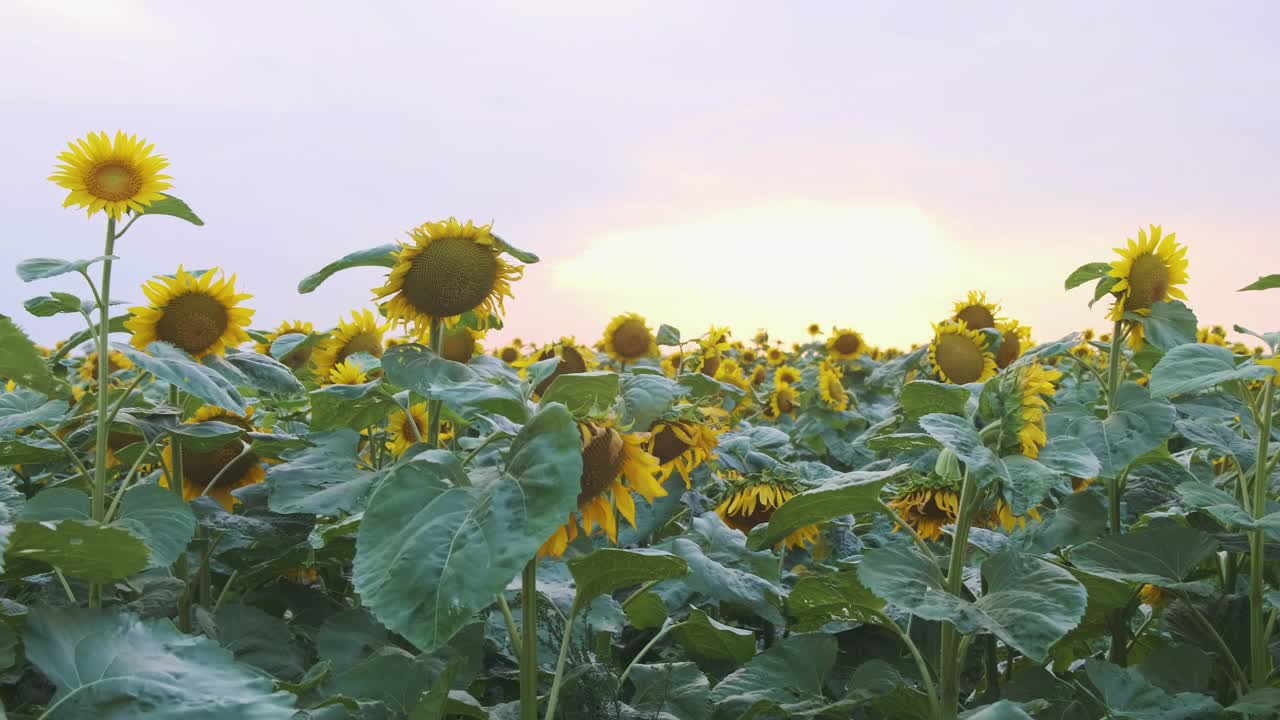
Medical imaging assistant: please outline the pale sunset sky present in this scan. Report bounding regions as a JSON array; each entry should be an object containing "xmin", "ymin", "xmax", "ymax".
[{"xmin": 3, "ymin": 2, "xmax": 1278, "ymax": 351}]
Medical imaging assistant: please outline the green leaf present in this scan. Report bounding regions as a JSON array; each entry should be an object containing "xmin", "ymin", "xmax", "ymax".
[
  {"xmin": 1090, "ymin": 275, "xmax": 1120, "ymax": 308},
  {"xmin": 216, "ymin": 604, "xmax": 307, "ymax": 680},
  {"xmin": 48, "ymin": 313, "xmax": 130, "ymax": 363},
  {"xmin": 539, "ymin": 371, "xmax": 619, "ymax": 416},
  {"xmin": 309, "ymin": 382, "xmax": 398, "ymax": 432},
  {"xmin": 1065, "ymin": 262, "xmax": 1113, "ymax": 290},
  {"xmin": 316, "ymin": 608, "xmax": 393, "ymax": 673},
  {"xmin": 1070, "ymin": 526, "xmax": 1219, "ymax": 593},
  {"xmin": 1047, "ymin": 383, "xmax": 1175, "ymax": 477},
  {"xmin": 1176, "ymin": 482, "xmax": 1254, "ymax": 529},
  {"xmin": 963, "ymin": 701, "xmax": 1035, "ymax": 720},
  {"xmin": 746, "ymin": 465, "xmax": 911, "ymax": 550},
  {"xmin": 1149, "ymin": 343, "xmax": 1274, "ymax": 397},
  {"xmin": 0, "ymin": 392, "xmax": 69, "ymax": 439},
  {"xmin": 628, "ymin": 662, "xmax": 710, "ymax": 720},
  {"xmin": 624, "ymin": 591, "xmax": 670, "ymax": 630},
  {"xmin": 492, "ymin": 234, "xmax": 540, "ymax": 264},
  {"xmin": 298, "ymin": 244, "xmax": 398, "ymax": 294},
  {"xmin": 114, "ymin": 484, "xmax": 196, "ymax": 568},
  {"xmin": 382, "ymin": 344, "xmax": 529, "ymax": 423},
  {"xmin": 1228, "ymin": 688, "xmax": 1280, "ymax": 717},
  {"xmin": 24, "ymin": 291, "xmax": 83, "ymax": 318},
  {"xmin": 973, "ymin": 550, "xmax": 1087, "ymax": 662},
  {"xmin": 619, "ymin": 373, "xmax": 679, "ymax": 430},
  {"xmin": 138, "ymin": 193, "xmax": 204, "ymax": 225},
  {"xmin": 353, "ymin": 405, "xmax": 582, "ymax": 651},
  {"xmin": 918, "ymin": 413, "xmax": 995, "ymax": 468},
  {"xmin": 656, "ymin": 325, "xmax": 681, "ymax": 346},
  {"xmin": 1084, "ymin": 659, "xmax": 1222, "ymax": 719},
  {"xmin": 1126, "ymin": 300, "xmax": 1197, "ymax": 351},
  {"xmin": 23, "ymin": 607, "xmax": 296, "ymax": 718},
  {"xmin": 6, "ymin": 519, "xmax": 149, "ymax": 582},
  {"xmin": 708, "ymin": 633, "xmax": 837, "ymax": 716},
  {"xmin": 1018, "ymin": 490, "xmax": 1107, "ymax": 554},
  {"xmin": 266, "ymin": 430, "xmax": 374, "ymax": 516},
  {"xmin": 1239, "ymin": 274, "xmax": 1280, "ymax": 292},
  {"xmin": 979, "ymin": 455, "xmax": 1060, "ymax": 517},
  {"xmin": 114, "ymin": 342, "xmax": 247, "ymax": 413},
  {"xmin": 0, "ymin": 316, "xmax": 66, "ymax": 398},
  {"xmin": 1036, "ymin": 435, "xmax": 1101, "ymax": 478},
  {"xmin": 669, "ymin": 606, "xmax": 755, "ymax": 664},
  {"xmin": 867, "ymin": 433, "xmax": 942, "ymax": 453},
  {"xmin": 665, "ymin": 535, "xmax": 784, "ymax": 625},
  {"xmin": 786, "ymin": 568, "xmax": 886, "ymax": 631},
  {"xmin": 567, "ymin": 548, "xmax": 688, "ymax": 607},
  {"xmin": 20, "ymin": 488, "xmax": 89, "ymax": 522},
  {"xmin": 218, "ymin": 352, "xmax": 306, "ymax": 395},
  {"xmin": 0, "ymin": 438, "xmax": 65, "ymax": 464},
  {"xmin": 15, "ymin": 256, "xmax": 113, "ymax": 282},
  {"xmin": 900, "ymin": 380, "xmax": 969, "ymax": 420},
  {"xmin": 859, "ymin": 544, "xmax": 979, "ymax": 630}
]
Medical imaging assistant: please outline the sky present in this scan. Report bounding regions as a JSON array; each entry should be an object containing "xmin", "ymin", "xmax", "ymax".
[{"xmin": 3, "ymin": 1, "xmax": 1279, "ymax": 352}]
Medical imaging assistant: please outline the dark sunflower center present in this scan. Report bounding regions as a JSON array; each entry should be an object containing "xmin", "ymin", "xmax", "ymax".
[
  {"xmin": 578, "ymin": 425, "xmax": 624, "ymax": 506},
  {"xmin": 338, "ymin": 331, "xmax": 383, "ymax": 362},
  {"xmin": 156, "ymin": 293, "xmax": 230, "ymax": 355},
  {"xmin": 500, "ymin": 347, "xmax": 520, "ymax": 363},
  {"xmin": 776, "ymin": 392, "xmax": 796, "ymax": 414},
  {"xmin": 996, "ymin": 330, "xmax": 1021, "ymax": 368},
  {"xmin": 833, "ymin": 333, "xmax": 861, "ymax": 355},
  {"xmin": 650, "ymin": 424, "xmax": 691, "ymax": 465},
  {"xmin": 535, "ymin": 346, "xmax": 587, "ymax": 396},
  {"xmin": 611, "ymin": 319, "xmax": 652, "ymax": 359},
  {"xmin": 181, "ymin": 420, "xmax": 256, "ymax": 494},
  {"xmin": 727, "ymin": 491, "xmax": 781, "ymax": 531},
  {"xmin": 936, "ymin": 333, "xmax": 984, "ymax": 384},
  {"xmin": 955, "ymin": 305, "xmax": 995, "ymax": 330},
  {"xmin": 441, "ymin": 332, "xmax": 476, "ymax": 363},
  {"xmin": 700, "ymin": 355, "xmax": 721, "ymax": 377},
  {"xmin": 88, "ymin": 163, "xmax": 142, "ymax": 201},
  {"xmin": 1124, "ymin": 253, "xmax": 1170, "ymax": 311},
  {"xmin": 403, "ymin": 237, "xmax": 499, "ymax": 318}
]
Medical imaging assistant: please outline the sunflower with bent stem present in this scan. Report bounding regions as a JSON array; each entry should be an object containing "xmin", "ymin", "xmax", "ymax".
[
  {"xmin": 1009, "ymin": 363, "xmax": 1062, "ymax": 458},
  {"xmin": 994, "ymin": 319, "xmax": 1031, "ymax": 369},
  {"xmin": 161, "ymin": 406, "xmax": 263, "ymax": 509},
  {"xmin": 312, "ymin": 310, "xmax": 389, "ymax": 384},
  {"xmin": 127, "ymin": 266, "xmax": 254, "ymax": 360},
  {"xmin": 49, "ymin": 130, "xmax": 172, "ymax": 219},
  {"xmin": 929, "ymin": 320, "xmax": 997, "ymax": 385},
  {"xmin": 817, "ymin": 363, "xmax": 851, "ymax": 411},
  {"xmin": 886, "ymin": 475, "xmax": 961, "ymax": 541},
  {"xmin": 1107, "ymin": 225, "xmax": 1189, "ymax": 346},
  {"xmin": 716, "ymin": 471, "xmax": 818, "ymax": 550},
  {"xmin": 952, "ymin": 290, "xmax": 1000, "ymax": 331},
  {"xmin": 255, "ymin": 320, "xmax": 315, "ymax": 370},
  {"xmin": 373, "ymin": 218, "xmax": 523, "ymax": 333},
  {"xmin": 603, "ymin": 312, "xmax": 658, "ymax": 364},
  {"xmin": 646, "ymin": 412, "xmax": 722, "ymax": 487},
  {"xmin": 539, "ymin": 421, "xmax": 665, "ymax": 559},
  {"xmin": 826, "ymin": 328, "xmax": 866, "ymax": 361}
]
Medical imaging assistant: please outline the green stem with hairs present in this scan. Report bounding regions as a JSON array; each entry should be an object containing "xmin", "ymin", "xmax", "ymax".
[
  {"xmin": 1104, "ymin": 320, "xmax": 1131, "ymax": 664},
  {"xmin": 427, "ymin": 317, "xmax": 444, "ymax": 447},
  {"xmin": 87, "ymin": 217, "xmax": 117, "ymax": 608},
  {"xmin": 1250, "ymin": 375, "xmax": 1275, "ymax": 687},
  {"xmin": 520, "ymin": 559, "xmax": 539, "ymax": 720},
  {"xmin": 938, "ymin": 468, "xmax": 978, "ymax": 720}
]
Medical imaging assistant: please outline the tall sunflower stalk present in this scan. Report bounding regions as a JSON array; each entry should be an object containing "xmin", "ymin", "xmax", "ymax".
[
  {"xmin": 1249, "ymin": 366, "xmax": 1276, "ymax": 687},
  {"xmin": 935, "ymin": 451, "xmax": 976, "ymax": 720}
]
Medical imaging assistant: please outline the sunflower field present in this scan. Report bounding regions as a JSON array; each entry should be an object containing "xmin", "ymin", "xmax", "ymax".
[{"xmin": 2, "ymin": 132, "xmax": 1280, "ymax": 720}]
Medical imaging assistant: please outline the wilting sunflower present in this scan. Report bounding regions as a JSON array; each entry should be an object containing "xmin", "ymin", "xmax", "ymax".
[
  {"xmin": 312, "ymin": 310, "xmax": 388, "ymax": 384},
  {"xmin": 769, "ymin": 384, "xmax": 800, "ymax": 418},
  {"xmin": 1107, "ymin": 225, "xmax": 1189, "ymax": 344},
  {"xmin": 773, "ymin": 366, "xmax": 801, "ymax": 386},
  {"xmin": 818, "ymin": 364, "xmax": 850, "ymax": 411},
  {"xmin": 886, "ymin": 475, "xmax": 961, "ymax": 541},
  {"xmin": 539, "ymin": 421, "xmax": 665, "ymax": 558},
  {"xmin": 387, "ymin": 402, "xmax": 429, "ymax": 455},
  {"xmin": 766, "ymin": 347, "xmax": 787, "ymax": 366},
  {"xmin": 806, "ymin": 323, "xmax": 822, "ymax": 337},
  {"xmin": 603, "ymin": 312, "xmax": 658, "ymax": 363},
  {"xmin": 373, "ymin": 218, "xmax": 523, "ymax": 331},
  {"xmin": 523, "ymin": 337, "xmax": 592, "ymax": 397},
  {"xmin": 929, "ymin": 320, "xmax": 997, "ymax": 385},
  {"xmin": 255, "ymin": 320, "xmax": 315, "ymax": 370},
  {"xmin": 826, "ymin": 328, "xmax": 866, "ymax": 361},
  {"xmin": 161, "ymin": 406, "xmax": 263, "ymax": 509},
  {"xmin": 440, "ymin": 327, "xmax": 484, "ymax": 363},
  {"xmin": 77, "ymin": 349, "xmax": 133, "ymax": 383},
  {"xmin": 49, "ymin": 130, "xmax": 172, "ymax": 219},
  {"xmin": 952, "ymin": 290, "xmax": 1000, "ymax": 331},
  {"xmin": 646, "ymin": 417, "xmax": 721, "ymax": 487},
  {"xmin": 1009, "ymin": 363, "xmax": 1062, "ymax": 458},
  {"xmin": 328, "ymin": 360, "xmax": 369, "ymax": 386},
  {"xmin": 494, "ymin": 343, "xmax": 522, "ymax": 364},
  {"xmin": 994, "ymin": 319, "xmax": 1031, "ymax": 369},
  {"xmin": 127, "ymin": 267, "xmax": 254, "ymax": 360},
  {"xmin": 716, "ymin": 472, "xmax": 817, "ymax": 550}
]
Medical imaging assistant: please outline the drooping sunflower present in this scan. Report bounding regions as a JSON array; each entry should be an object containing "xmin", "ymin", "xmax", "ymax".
[
  {"xmin": 126, "ymin": 267, "xmax": 254, "ymax": 360},
  {"xmin": 806, "ymin": 323, "xmax": 822, "ymax": 337},
  {"xmin": 539, "ymin": 422, "xmax": 666, "ymax": 559},
  {"xmin": 161, "ymin": 406, "xmax": 263, "ymax": 509},
  {"xmin": 952, "ymin": 290, "xmax": 1000, "ymax": 331},
  {"xmin": 603, "ymin": 312, "xmax": 658, "ymax": 363},
  {"xmin": 255, "ymin": 320, "xmax": 315, "ymax": 370},
  {"xmin": 49, "ymin": 130, "xmax": 172, "ymax": 219},
  {"xmin": 769, "ymin": 384, "xmax": 800, "ymax": 418},
  {"xmin": 328, "ymin": 360, "xmax": 369, "ymax": 386},
  {"xmin": 523, "ymin": 337, "xmax": 592, "ymax": 397},
  {"xmin": 826, "ymin": 328, "xmax": 866, "ymax": 361},
  {"xmin": 646, "ymin": 416, "xmax": 722, "ymax": 487},
  {"xmin": 773, "ymin": 366, "xmax": 801, "ymax": 387},
  {"xmin": 817, "ymin": 364, "xmax": 850, "ymax": 411},
  {"xmin": 716, "ymin": 472, "xmax": 817, "ymax": 550},
  {"xmin": 372, "ymin": 218, "xmax": 523, "ymax": 332},
  {"xmin": 928, "ymin": 320, "xmax": 997, "ymax": 385},
  {"xmin": 1009, "ymin": 363, "xmax": 1062, "ymax": 458},
  {"xmin": 312, "ymin": 310, "xmax": 388, "ymax": 384},
  {"xmin": 994, "ymin": 319, "xmax": 1032, "ymax": 369},
  {"xmin": 77, "ymin": 349, "xmax": 133, "ymax": 383},
  {"xmin": 886, "ymin": 475, "xmax": 961, "ymax": 541},
  {"xmin": 1107, "ymin": 225, "xmax": 1189, "ymax": 344},
  {"xmin": 387, "ymin": 402, "xmax": 429, "ymax": 455},
  {"xmin": 440, "ymin": 327, "xmax": 484, "ymax": 363}
]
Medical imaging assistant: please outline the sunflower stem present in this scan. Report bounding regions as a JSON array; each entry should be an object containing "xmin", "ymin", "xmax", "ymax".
[
  {"xmin": 938, "ymin": 468, "xmax": 977, "ymax": 720},
  {"xmin": 877, "ymin": 609, "xmax": 941, "ymax": 720},
  {"xmin": 427, "ymin": 317, "xmax": 444, "ymax": 448},
  {"xmin": 1250, "ymin": 375, "xmax": 1274, "ymax": 688},
  {"xmin": 1104, "ymin": 319, "xmax": 1125, "ymax": 415},
  {"xmin": 544, "ymin": 599, "xmax": 585, "ymax": 720},
  {"xmin": 520, "ymin": 559, "xmax": 539, "ymax": 720},
  {"xmin": 616, "ymin": 617, "xmax": 676, "ymax": 692},
  {"xmin": 497, "ymin": 593, "xmax": 523, "ymax": 661},
  {"xmin": 87, "ymin": 217, "xmax": 118, "ymax": 608},
  {"xmin": 1103, "ymin": 319, "xmax": 1132, "ymax": 665}
]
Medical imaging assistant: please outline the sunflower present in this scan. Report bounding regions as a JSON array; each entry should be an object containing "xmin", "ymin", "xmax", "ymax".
[
  {"xmin": 769, "ymin": 384, "xmax": 800, "ymax": 418},
  {"xmin": 646, "ymin": 417, "xmax": 722, "ymax": 487},
  {"xmin": 993, "ymin": 319, "xmax": 1031, "ymax": 369},
  {"xmin": 77, "ymin": 349, "xmax": 133, "ymax": 384},
  {"xmin": 126, "ymin": 267, "xmax": 254, "ymax": 360},
  {"xmin": 714, "ymin": 358, "xmax": 752, "ymax": 401},
  {"xmin": 716, "ymin": 473, "xmax": 817, "ymax": 550},
  {"xmin": 806, "ymin": 323, "xmax": 822, "ymax": 337},
  {"xmin": 1196, "ymin": 326, "xmax": 1228, "ymax": 346},
  {"xmin": 312, "ymin": 310, "xmax": 388, "ymax": 384},
  {"xmin": 704, "ymin": 326, "xmax": 732, "ymax": 354},
  {"xmin": 1009, "ymin": 363, "xmax": 1062, "ymax": 458},
  {"xmin": 826, "ymin": 328, "xmax": 866, "ymax": 361},
  {"xmin": 1139, "ymin": 584, "xmax": 1167, "ymax": 608},
  {"xmin": 161, "ymin": 406, "xmax": 263, "ymax": 509},
  {"xmin": 696, "ymin": 350, "xmax": 722, "ymax": 378},
  {"xmin": 661, "ymin": 352, "xmax": 685, "ymax": 378},
  {"xmin": 750, "ymin": 365, "xmax": 768, "ymax": 387},
  {"xmin": 603, "ymin": 313, "xmax": 657, "ymax": 363},
  {"xmin": 766, "ymin": 347, "xmax": 787, "ymax": 366},
  {"xmin": 523, "ymin": 337, "xmax": 591, "ymax": 397},
  {"xmin": 753, "ymin": 330, "xmax": 769, "ymax": 346},
  {"xmin": 886, "ymin": 476, "xmax": 961, "ymax": 541},
  {"xmin": 1107, "ymin": 226, "xmax": 1189, "ymax": 345},
  {"xmin": 818, "ymin": 365, "xmax": 850, "ymax": 411},
  {"xmin": 773, "ymin": 366, "xmax": 801, "ymax": 387},
  {"xmin": 952, "ymin": 291, "xmax": 1000, "ymax": 331},
  {"xmin": 539, "ymin": 422, "xmax": 665, "ymax": 559},
  {"xmin": 740, "ymin": 348, "xmax": 758, "ymax": 364},
  {"xmin": 387, "ymin": 402, "xmax": 429, "ymax": 455},
  {"xmin": 255, "ymin": 320, "xmax": 315, "ymax": 370},
  {"xmin": 929, "ymin": 320, "xmax": 997, "ymax": 385},
  {"xmin": 495, "ymin": 343, "xmax": 522, "ymax": 364},
  {"xmin": 440, "ymin": 327, "xmax": 484, "ymax": 363},
  {"xmin": 328, "ymin": 360, "xmax": 369, "ymax": 385},
  {"xmin": 986, "ymin": 498, "xmax": 1041, "ymax": 533},
  {"xmin": 372, "ymin": 218, "xmax": 522, "ymax": 332},
  {"xmin": 49, "ymin": 131, "xmax": 172, "ymax": 219}
]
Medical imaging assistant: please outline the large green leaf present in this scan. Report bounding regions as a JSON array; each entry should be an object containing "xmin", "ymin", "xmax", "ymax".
[
  {"xmin": 786, "ymin": 568, "xmax": 885, "ymax": 632},
  {"xmin": 567, "ymin": 548, "xmax": 688, "ymax": 607},
  {"xmin": 665, "ymin": 535, "xmax": 784, "ymax": 625},
  {"xmin": 900, "ymin": 380, "xmax": 969, "ymax": 420},
  {"xmin": 315, "ymin": 608, "xmax": 393, "ymax": 673},
  {"xmin": 23, "ymin": 607, "xmax": 296, "ymax": 718},
  {"xmin": 918, "ymin": 413, "xmax": 995, "ymax": 468},
  {"xmin": 1036, "ymin": 435, "xmax": 1101, "ymax": 479},
  {"xmin": 0, "ymin": 316, "xmax": 65, "ymax": 398},
  {"xmin": 1070, "ymin": 526, "xmax": 1218, "ymax": 593},
  {"xmin": 114, "ymin": 342, "xmax": 247, "ymax": 413},
  {"xmin": 1149, "ymin": 343, "xmax": 1274, "ymax": 397},
  {"xmin": 669, "ymin": 607, "xmax": 755, "ymax": 664},
  {"xmin": 1176, "ymin": 482, "xmax": 1255, "ymax": 529},
  {"xmin": 978, "ymin": 455, "xmax": 1061, "ymax": 516},
  {"xmin": 24, "ymin": 291, "xmax": 83, "ymax": 318},
  {"xmin": 539, "ymin": 371, "xmax": 619, "ymax": 416},
  {"xmin": 0, "ymin": 392, "xmax": 69, "ymax": 438},
  {"xmin": 215, "ymin": 352, "xmax": 306, "ymax": 395},
  {"xmin": 708, "ymin": 633, "xmax": 837, "ymax": 718},
  {"xmin": 7, "ymin": 518, "xmax": 149, "ymax": 582},
  {"xmin": 382, "ymin": 344, "xmax": 529, "ymax": 423},
  {"xmin": 1047, "ymin": 383, "xmax": 1175, "ymax": 477},
  {"xmin": 619, "ymin": 372, "xmax": 680, "ymax": 430},
  {"xmin": 745, "ymin": 464, "xmax": 911, "ymax": 550},
  {"xmin": 215, "ymin": 604, "xmax": 306, "ymax": 680},
  {"xmin": 628, "ymin": 662, "xmax": 710, "ymax": 720},
  {"xmin": 266, "ymin": 430, "xmax": 374, "ymax": 516},
  {"xmin": 973, "ymin": 550, "xmax": 1086, "ymax": 662},
  {"xmin": 352, "ymin": 405, "xmax": 582, "ymax": 651},
  {"xmin": 114, "ymin": 484, "xmax": 196, "ymax": 568},
  {"xmin": 15, "ymin": 256, "xmax": 113, "ymax": 282},
  {"xmin": 859, "ymin": 543, "xmax": 980, "ymax": 631},
  {"xmin": 1064, "ymin": 262, "xmax": 1113, "ymax": 290},
  {"xmin": 1127, "ymin": 300, "xmax": 1197, "ymax": 351},
  {"xmin": 1083, "ymin": 659, "xmax": 1221, "ymax": 719},
  {"xmin": 963, "ymin": 701, "xmax": 1035, "ymax": 720},
  {"xmin": 138, "ymin": 193, "xmax": 204, "ymax": 225},
  {"xmin": 309, "ymin": 382, "xmax": 398, "ymax": 432},
  {"xmin": 298, "ymin": 244, "xmax": 398, "ymax": 294},
  {"xmin": 1018, "ymin": 490, "xmax": 1107, "ymax": 554}
]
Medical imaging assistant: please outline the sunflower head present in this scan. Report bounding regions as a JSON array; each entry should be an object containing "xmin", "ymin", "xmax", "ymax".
[
  {"xmin": 773, "ymin": 366, "xmax": 801, "ymax": 387},
  {"xmin": 373, "ymin": 218, "xmax": 523, "ymax": 332},
  {"xmin": 661, "ymin": 352, "xmax": 685, "ymax": 378},
  {"xmin": 994, "ymin": 319, "xmax": 1031, "ymax": 369},
  {"xmin": 312, "ymin": 310, "xmax": 388, "ymax": 384},
  {"xmin": 806, "ymin": 323, "xmax": 822, "ymax": 337},
  {"xmin": 441, "ymin": 327, "xmax": 484, "ymax": 363},
  {"xmin": 161, "ymin": 406, "xmax": 262, "ymax": 509},
  {"xmin": 952, "ymin": 291, "xmax": 1000, "ymax": 331},
  {"xmin": 50, "ymin": 131, "xmax": 173, "ymax": 219},
  {"xmin": 1196, "ymin": 326, "xmax": 1228, "ymax": 346},
  {"xmin": 705, "ymin": 326, "xmax": 732, "ymax": 354},
  {"xmin": 646, "ymin": 416, "xmax": 722, "ymax": 488},
  {"xmin": 769, "ymin": 384, "xmax": 800, "ymax": 418},
  {"xmin": 716, "ymin": 472, "xmax": 816, "ymax": 550},
  {"xmin": 526, "ymin": 338, "xmax": 591, "ymax": 397},
  {"xmin": 696, "ymin": 351, "xmax": 722, "ymax": 378},
  {"xmin": 818, "ymin": 364, "xmax": 850, "ymax": 411},
  {"xmin": 126, "ymin": 267, "xmax": 254, "ymax": 360},
  {"xmin": 886, "ymin": 474, "xmax": 962, "ymax": 541},
  {"xmin": 826, "ymin": 328, "xmax": 866, "ymax": 361},
  {"xmin": 740, "ymin": 348, "xmax": 758, "ymax": 364},
  {"xmin": 603, "ymin": 313, "xmax": 657, "ymax": 363},
  {"xmin": 929, "ymin": 320, "xmax": 998, "ymax": 385},
  {"xmin": 387, "ymin": 402, "xmax": 429, "ymax": 456},
  {"xmin": 1008, "ymin": 363, "xmax": 1062, "ymax": 458},
  {"xmin": 255, "ymin": 320, "xmax": 315, "ymax": 370},
  {"xmin": 750, "ymin": 365, "xmax": 768, "ymax": 387},
  {"xmin": 328, "ymin": 360, "xmax": 369, "ymax": 386},
  {"xmin": 78, "ymin": 349, "xmax": 133, "ymax": 384},
  {"xmin": 766, "ymin": 347, "xmax": 787, "ymax": 366},
  {"xmin": 753, "ymin": 330, "xmax": 769, "ymax": 346},
  {"xmin": 495, "ymin": 343, "xmax": 523, "ymax": 364}
]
